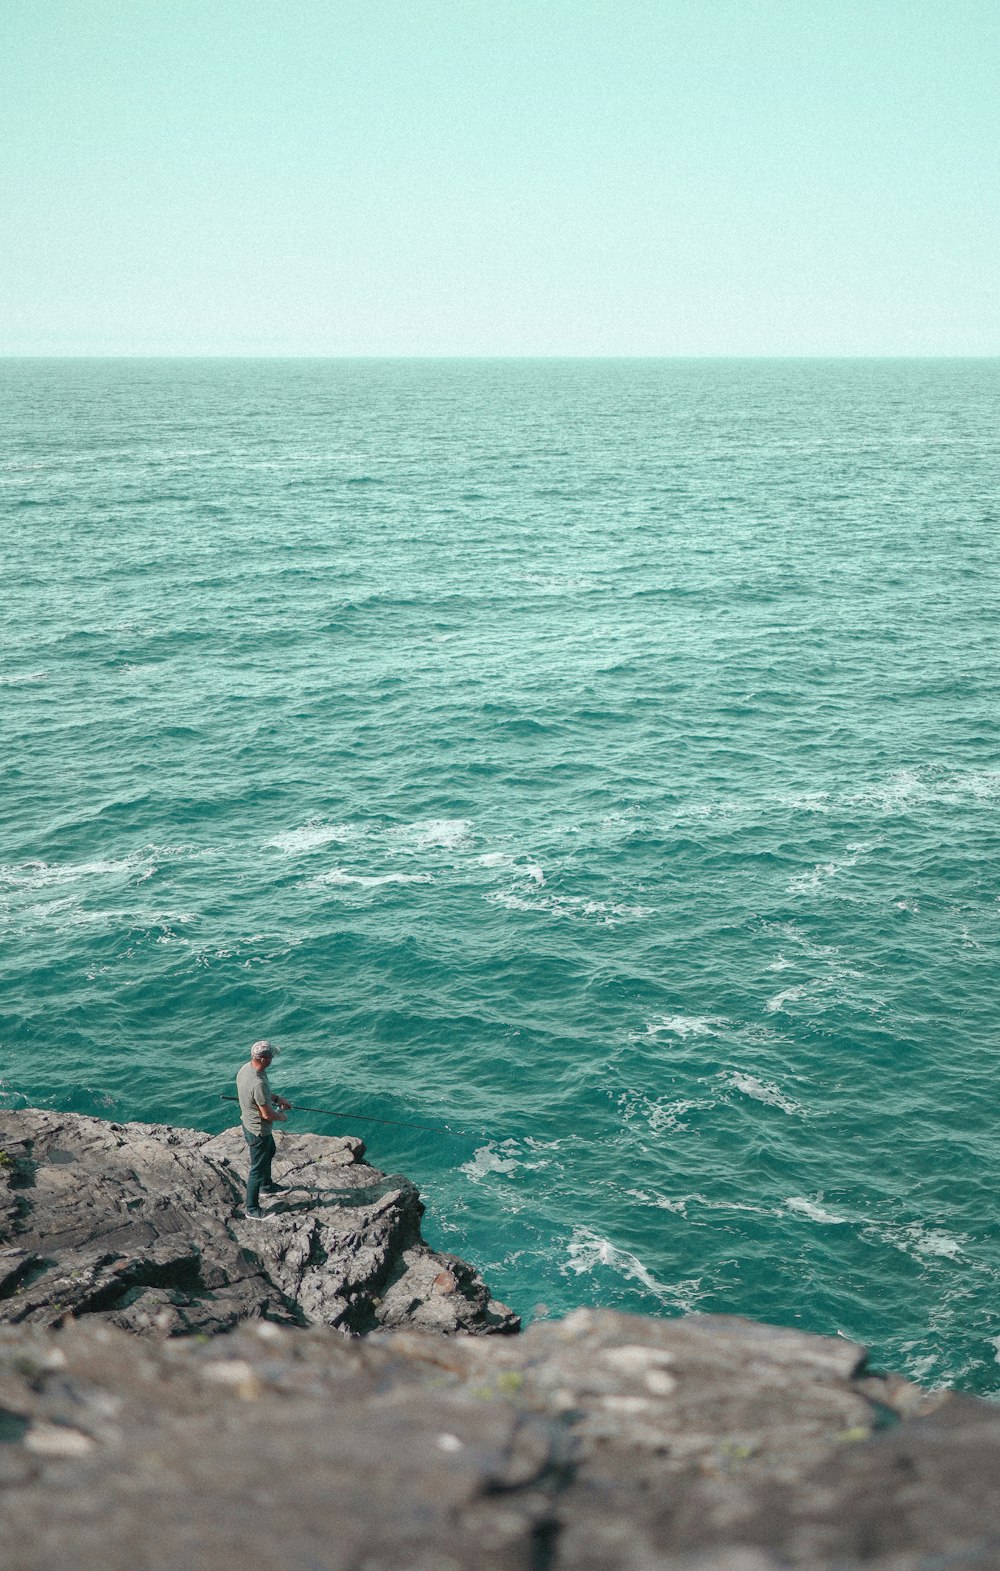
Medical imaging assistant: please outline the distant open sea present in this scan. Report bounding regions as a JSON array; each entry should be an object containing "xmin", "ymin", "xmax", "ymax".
[{"xmin": 2, "ymin": 358, "xmax": 998, "ymax": 1389}]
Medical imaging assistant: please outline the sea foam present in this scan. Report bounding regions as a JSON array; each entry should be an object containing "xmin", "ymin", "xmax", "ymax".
[
  {"xmin": 563, "ymin": 1227, "xmax": 702, "ymax": 1311},
  {"xmin": 267, "ymin": 823, "xmax": 358, "ymax": 854},
  {"xmin": 721, "ymin": 1072, "xmax": 806, "ymax": 1117},
  {"xmin": 310, "ymin": 870, "xmax": 434, "ymax": 888},
  {"xmin": 785, "ymin": 1197, "xmax": 847, "ymax": 1225}
]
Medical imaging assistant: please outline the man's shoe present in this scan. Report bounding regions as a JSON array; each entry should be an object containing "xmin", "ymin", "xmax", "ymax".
[
  {"xmin": 261, "ymin": 1183, "xmax": 290, "ymax": 1194},
  {"xmin": 244, "ymin": 1207, "xmax": 273, "ymax": 1220}
]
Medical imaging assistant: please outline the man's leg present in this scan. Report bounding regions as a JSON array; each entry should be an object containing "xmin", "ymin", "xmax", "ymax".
[
  {"xmin": 244, "ymin": 1130, "xmax": 271, "ymax": 1211},
  {"xmin": 261, "ymin": 1128, "xmax": 276, "ymax": 1190}
]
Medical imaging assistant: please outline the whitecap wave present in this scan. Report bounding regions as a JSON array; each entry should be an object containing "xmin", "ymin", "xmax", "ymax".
[
  {"xmin": 0, "ymin": 1083, "xmax": 29, "ymax": 1110},
  {"xmin": 785, "ymin": 1197, "xmax": 847, "ymax": 1224},
  {"xmin": 618, "ymin": 1089, "xmax": 711, "ymax": 1134},
  {"xmin": 626, "ymin": 1189, "xmax": 689, "ymax": 1214},
  {"xmin": 861, "ymin": 1220, "xmax": 967, "ymax": 1265},
  {"xmin": 721, "ymin": 1072, "xmax": 805, "ymax": 1116},
  {"xmin": 461, "ymin": 1143, "xmax": 520, "ymax": 1181},
  {"xmin": 521, "ymin": 863, "xmax": 547, "ymax": 885},
  {"xmin": 0, "ymin": 854, "xmax": 155, "ymax": 890},
  {"xmin": 267, "ymin": 823, "xmax": 358, "ymax": 854},
  {"xmin": 901, "ymin": 1225, "xmax": 964, "ymax": 1261},
  {"xmin": 647, "ymin": 1098, "xmax": 704, "ymax": 1133},
  {"xmin": 392, "ymin": 818, "xmax": 472, "ymax": 851},
  {"xmin": 563, "ymin": 1226, "xmax": 688, "ymax": 1306},
  {"xmin": 849, "ymin": 766, "xmax": 1000, "ymax": 814},
  {"xmin": 765, "ymin": 982, "xmax": 825, "ymax": 1014},
  {"xmin": 643, "ymin": 1014, "xmax": 724, "ymax": 1039},
  {"xmin": 781, "ymin": 790, "xmax": 832, "ymax": 813},
  {"xmin": 485, "ymin": 891, "xmax": 651, "ymax": 924},
  {"xmin": 901, "ymin": 1351, "xmax": 941, "ymax": 1383},
  {"xmin": 310, "ymin": 869, "xmax": 434, "ymax": 888},
  {"xmin": 787, "ymin": 845, "xmax": 871, "ymax": 895},
  {"xmin": 269, "ymin": 816, "xmax": 473, "ymax": 858},
  {"xmin": 478, "ymin": 852, "xmax": 545, "ymax": 884}
]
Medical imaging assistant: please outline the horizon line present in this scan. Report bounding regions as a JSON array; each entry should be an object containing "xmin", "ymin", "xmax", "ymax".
[{"xmin": 3, "ymin": 352, "xmax": 999, "ymax": 363}]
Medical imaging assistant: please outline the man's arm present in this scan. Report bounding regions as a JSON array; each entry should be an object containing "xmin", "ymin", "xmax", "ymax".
[{"xmin": 255, "ymin": 1088, "xmax": 287, "ymax": 1123}]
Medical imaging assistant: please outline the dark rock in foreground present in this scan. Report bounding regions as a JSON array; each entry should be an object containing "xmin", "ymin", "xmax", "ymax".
[
  {"xmin": 0, "ymin": 1109, "xmax": 518, "ymax": 1336},
  {"xmin": 2, "ymin": 1307, "xmax": 999, "ymax": 1570}
]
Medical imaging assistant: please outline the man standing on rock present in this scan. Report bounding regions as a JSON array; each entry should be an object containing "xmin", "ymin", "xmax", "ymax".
[{"xmin": 236, "ymin": 1040, "xmax": 292, "ymax": 1220}]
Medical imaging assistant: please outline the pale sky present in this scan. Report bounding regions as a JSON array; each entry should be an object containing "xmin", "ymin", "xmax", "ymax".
[{"xmin": 2, "ymin": 1, "xmax": 997, "ymax": 356}]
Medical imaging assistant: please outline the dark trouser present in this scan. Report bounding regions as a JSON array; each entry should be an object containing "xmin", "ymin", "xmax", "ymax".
[{"xmin": 244, "ymin": 1127, "xmax": 276, "ymax": 1209}]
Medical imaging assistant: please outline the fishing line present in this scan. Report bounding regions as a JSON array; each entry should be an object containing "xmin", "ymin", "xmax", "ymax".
[{"xmin": 219, "ymin": 1095, "xmax": 484, "ymax": 1143}]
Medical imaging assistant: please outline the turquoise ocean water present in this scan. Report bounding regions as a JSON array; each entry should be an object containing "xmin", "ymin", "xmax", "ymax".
[{"xmin": 2, "ymin": 358, "xmax": 999, "ymax": 1390}]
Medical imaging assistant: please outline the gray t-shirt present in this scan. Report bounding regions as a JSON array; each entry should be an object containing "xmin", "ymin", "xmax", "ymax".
[{"xmin": 236, "ymin": 1061, "xmax": 273, "ymax": 1135}]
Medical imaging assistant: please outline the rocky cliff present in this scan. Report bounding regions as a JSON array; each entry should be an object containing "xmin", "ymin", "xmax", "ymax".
[
  {"xmin": 0, "ymin": 1108, "xmax": 518, "ymax": 1336},
  {"xmin": 3, "ymin": 1109, "xmax": 1000, "ymax": 1571}
]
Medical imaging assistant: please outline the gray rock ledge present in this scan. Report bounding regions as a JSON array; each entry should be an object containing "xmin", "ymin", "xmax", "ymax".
[
  {"xmin": 1, "ymin": 1307, "xmax": 999, "ymax": 1570},
  {"xmin": 0, "ymin": 1108, "xmax": 519, "ymax": 1337}
]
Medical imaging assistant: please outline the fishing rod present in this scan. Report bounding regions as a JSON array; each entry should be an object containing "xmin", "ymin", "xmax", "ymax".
[{"xmin": 219, "ymin": 1095, "xmax": 484, "ymax": 1143}]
